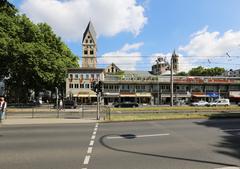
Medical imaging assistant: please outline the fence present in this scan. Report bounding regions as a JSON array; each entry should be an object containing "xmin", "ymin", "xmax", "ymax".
[{"xmin": 6, "ymin": 103, "xmax": 111, "ymax": 120}]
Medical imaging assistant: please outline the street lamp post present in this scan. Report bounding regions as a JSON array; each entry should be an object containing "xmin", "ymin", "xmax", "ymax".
[{"xmin": 170, "ymin": 56, "xmax": 174, "ymax": 107}]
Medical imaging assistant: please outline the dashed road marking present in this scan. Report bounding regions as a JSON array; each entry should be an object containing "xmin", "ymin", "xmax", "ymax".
[
  {"xmin": 82, "ymin": 123, "xmax": 99, "ymax": 168},
  {"xmin": 83, "ymin": 155, "xmax": 91, "ymax": 165},
  {"xmin": 87, "ymin": 147, "xmax": 93, "ymax": 154},
  {"xmin": 89, "ymin": 140, "xmax": 94, "ymax": 146}
]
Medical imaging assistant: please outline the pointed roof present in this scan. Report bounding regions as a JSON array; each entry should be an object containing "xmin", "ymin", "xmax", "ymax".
[
  {"xmin": 172, "ymin": 49, "xmax": 179, "ymax": 57},
  {"xmin": 82, "ymin": 21, "xmax": 97, "ymax": 43}
]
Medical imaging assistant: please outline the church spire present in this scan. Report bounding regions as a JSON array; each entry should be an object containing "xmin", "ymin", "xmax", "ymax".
[{"xmin": 82, "ymin": 21, "xmax": 97, "ymax": 68}]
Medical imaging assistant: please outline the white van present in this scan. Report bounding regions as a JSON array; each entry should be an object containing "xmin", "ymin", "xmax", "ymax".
[{"xmin": 208, "ymin": 99, "xmax": 230, "ymax": 106}]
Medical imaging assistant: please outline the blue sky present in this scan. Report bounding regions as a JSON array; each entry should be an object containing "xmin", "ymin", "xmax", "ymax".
[{"xmin": 10, "ymin": 0, "xmax": 240, "ymax": 71}]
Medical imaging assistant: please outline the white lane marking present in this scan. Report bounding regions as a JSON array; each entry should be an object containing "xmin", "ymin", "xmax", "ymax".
[
  {"xmin": 87, "ymin": 147, "xmax": 93, "ymax": 154},
  {"xmin": 107, "ymin": 133, "xmax": 170, "ymax": 139},
  {"xmin": 222, "ymin": 129, "xmax": 240, "ymax": 132},
  {"xmin": 89, "ymin": 140, "xmax": 94, "ymax": 146},
  {"xmin": 82, "ymin": 123, "xmax": 98, "ymax": 168},
  {"xmin": 83, "ymin": 155, "xmax": 91, "ymax": 165},
  {"xmin": 215, "ymin": 167, "xmax": 239, "ymax": 169}
]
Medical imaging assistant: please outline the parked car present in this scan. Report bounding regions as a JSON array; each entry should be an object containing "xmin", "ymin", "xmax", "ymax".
[
  {"xmin": 208, "ymin": 99, "xmax": 230, "ymax": 106},
  {"xmin": 63, "ymin": 100, "xmax": 77, "ymax": 109},
  {"xmin": 191, "ymin": 100, "xmax": 209, "ymax": 106},
  {"xmin": 238, "ymin": 102, "xmax": 240, "ymax": 106},
  {"xmin": 114, "ymin": 102, "xmax": 139, "ymax": 108}
]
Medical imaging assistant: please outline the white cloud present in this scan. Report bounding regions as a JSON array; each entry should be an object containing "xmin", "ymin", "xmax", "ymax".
[
  {"xmin": 20, "ymin": 0, "xmax": 147, "ymax": 41},
  {"xmin": 99, "ymin": 42, "xmax": 143, "ymax": 70},
  {"xmin": 179, "ymin": 26, "xmax": 240, "ymax": 70}
]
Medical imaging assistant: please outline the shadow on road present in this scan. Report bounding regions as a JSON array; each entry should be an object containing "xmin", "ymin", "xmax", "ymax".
[
  {"xmin": 99, "ymin": 134, "xmax": 239, "ymax": 167},
  {"xmin": 195, "ymin": 118, "xmax": 240, "ymax": 162}
]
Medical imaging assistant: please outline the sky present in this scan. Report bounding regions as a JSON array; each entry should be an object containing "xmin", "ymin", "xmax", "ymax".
[{"xmin": 9, "ymin": 0, "xmax": 240, "ymax": 71}]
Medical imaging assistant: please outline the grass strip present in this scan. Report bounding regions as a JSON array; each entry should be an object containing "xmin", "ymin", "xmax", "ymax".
[
  {"xmin": 111, "ymin": 106, "xmax": 240, "ymax": 112},
  {"xmin": 105, "ymin": 112, "xmax": 240, "ymax": 122}
]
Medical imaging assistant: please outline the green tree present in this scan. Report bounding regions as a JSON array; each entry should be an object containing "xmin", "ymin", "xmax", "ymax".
[
  {"xmin": 0, "ymin": 1, "xmax": 79, "ymax": 102},
  {"xmin": 176, "ymin": 71, "xmax": 188, "ymax": 76},
  {"xmin": 188, "ymin": 66, "xmax": 225, "ymax": 76}
]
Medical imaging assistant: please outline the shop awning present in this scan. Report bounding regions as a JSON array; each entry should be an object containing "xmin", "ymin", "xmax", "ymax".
[
  {"xmin": 76, "ymin": 94, "xmax": 89, "ymax": 97},
  {"xmin": 192, "ymin": 94, "xmax": 208, "ymax": 97},
  {"xmin": 88, "ymin": 94, "xmax": 97, "ymax": 97},
  {"xmin": 120, "ymin": 93, "xmax": 136, "ymax": 97},
  {"xmin": 136, "ymin": 93, "xmax": 152, "ymax": 97},
  {"xmin": 104, "ymin": 93, "xmax": 120, "ymax": 97}
]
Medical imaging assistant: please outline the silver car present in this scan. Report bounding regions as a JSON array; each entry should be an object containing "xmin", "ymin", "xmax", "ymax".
[{"xmin": 191, "ymin": 100, "xmax": 208, "ymax": 106}]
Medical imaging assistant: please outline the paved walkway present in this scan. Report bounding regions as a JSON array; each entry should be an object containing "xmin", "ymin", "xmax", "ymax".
[{"xmin": 0, "ymin": 118, "xmax": 99, "ymax": 125}]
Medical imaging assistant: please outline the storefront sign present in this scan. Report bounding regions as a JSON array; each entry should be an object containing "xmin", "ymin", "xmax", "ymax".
[
  {"xmin": 229, "ymin": 91, "xmax": 240, "ymax": 98},
  {"xmin": 206, "ymin": 92, "xmax": 219, "ymax": 98}
]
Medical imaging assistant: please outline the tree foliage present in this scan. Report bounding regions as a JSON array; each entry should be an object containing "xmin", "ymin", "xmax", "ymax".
[
  {"xmin": 0, "ymin": 1, "xmax": 79, "ymax": 102},
  {"xmin": 188, "ymin": 66, "xmax": 225, "ymax": 76}
]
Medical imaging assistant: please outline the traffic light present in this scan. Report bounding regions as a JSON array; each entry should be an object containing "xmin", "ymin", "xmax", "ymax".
[
  {"xmin": 98, "ymin": 81, "xmax": 103, "ymax": 94},
  {"xmin": 91, "ymin": 81, "xmax": 97, "ymax": 93}
]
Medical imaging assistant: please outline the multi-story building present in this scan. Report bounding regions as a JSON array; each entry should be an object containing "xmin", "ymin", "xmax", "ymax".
[
  {"xmin": 66, "ymin": 21, "xmax": 240, "ymax": 105},
  {"xmin": 103, "ymin": 73, "xmax": 240, "ymax": 105},
  {"xmin": 222, "ymin": 69, "xmax": 240, "ymax": 77},
  {"xmin": 151, "ymin": 51, "xmax": 179, "ymax": 75},
  {"xmin": 66, "ymin": 68, "xmax": 104, "ymax": 104}
]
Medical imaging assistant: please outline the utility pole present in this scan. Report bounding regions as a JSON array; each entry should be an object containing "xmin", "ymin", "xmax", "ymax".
[
  {"xmin": 97, "ymin": 92, "xmax": 100, "ymax": 120},
  {"xmin": 170, "ymin": 55, "xmax": 174, "ymax": 107},
  {"xmin": 55, "ymin": 87, "xmax": 59, "ymax": 109}
]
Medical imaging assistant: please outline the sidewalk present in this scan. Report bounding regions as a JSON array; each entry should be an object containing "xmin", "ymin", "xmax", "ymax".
[{"xmin": 0, "ymin": 118, "xmax": 99, "ymax": 125}]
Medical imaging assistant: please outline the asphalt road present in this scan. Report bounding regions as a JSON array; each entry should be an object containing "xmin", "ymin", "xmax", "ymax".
[{"xmin": 0, "ymin": 119, "xmax": 240, "ymax": 169}]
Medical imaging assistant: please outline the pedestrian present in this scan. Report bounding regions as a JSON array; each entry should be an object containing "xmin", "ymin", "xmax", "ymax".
[
  {"xmin": 59, "ymin": 99, "xmax": 63, "ymax": 110},
  {"xmin": 0, "ymin": 96, "xmax": 7, "ymax": 122}
]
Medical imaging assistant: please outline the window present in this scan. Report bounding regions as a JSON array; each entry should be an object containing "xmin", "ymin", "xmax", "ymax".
[
  {"xmin": 88, "ymin": 35, "xmax": 90, "ymax": 38},
  {"xmin": 84, "ymin": 50, "xmax": 88, "ymax": 55},
  {"xmin": 90, "ymin": 40, "xmax": 93, "ymax": 43},
  {"xmin": 85, "ymin": 39, "xmax": 88, "ymax": 43},
  {"xmin": 69, "ymin": 74, "xmax": 73, "ymax": 79},
  {"xmin": 85, "ymin": 84, "xmax": 90, "ymax": 88},
  {"xmin": 74, "ymin": 84, "xmax": 79, "ymax": 88},
  {"xmin": 86, "ymin": 74, "xmax": 89, "ymax": 79},
  {"xmin": 90, "ymin": 50, "xmax": 94, "ymax": 55},
  {"xmin": 69, "ymin": 84, "xmax": 73, "ymax": 88},
  {"xmin": 75, "ymin": 74, "xmax": 78, "ymax": 79},
  {"xmin": 80, "ymin": 84, "xmax": 84, "ymax": 88}
]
